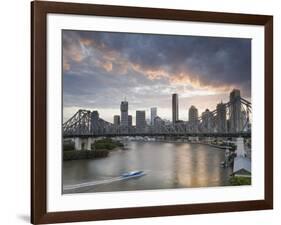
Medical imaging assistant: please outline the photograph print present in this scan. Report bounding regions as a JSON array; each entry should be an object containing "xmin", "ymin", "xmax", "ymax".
[{"xmin": 62, "ymin": 30, "xmax": 252, "ymax": 194}]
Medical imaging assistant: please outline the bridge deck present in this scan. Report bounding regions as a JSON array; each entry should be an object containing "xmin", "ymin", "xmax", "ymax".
[{"xmin": 64, "ymin": 132, "xmax": 251, "ymax": 138}]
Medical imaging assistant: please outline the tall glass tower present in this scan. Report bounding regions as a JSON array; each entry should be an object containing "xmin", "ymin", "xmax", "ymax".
[
  {"xmin": 172, "ymin": 93, "xmax": 179, "ymax": 123},
  {"xmin": 216, "ymin": 102, "xmax": 226, "ymax": 133},
  {"xmin": 188, "ymin": 105, "xmax": 198, "ymax": 123},
  {"xmin": 120, "ymin": 101, "xmax": 128, "ymax": 126},
  {"xmin": 150, "ymin": 107, "xmax": 157, "ymax": 125},
  {"xmin": 136, "ymin": 110, "xmax": 146, "ymax": 131}
]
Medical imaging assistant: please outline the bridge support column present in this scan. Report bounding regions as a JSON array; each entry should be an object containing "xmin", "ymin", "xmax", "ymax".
[
  {"xmin": 74, "ymin": 137, "xmax": 95, "ymax": 151},
  {"xmin": 188, "ymin": 136, "xmax": 199, "ymax": 142},
  {"xmin": 236, "ymin": 137, "xmax": 245, "ymax": 157},
  {"xmin": 74, "ymin": 137, "xmax": 82, "ymax": 151},
  {"xmin": 206, "ymin": 137, "xmax": 212, "ymax": 143},
  {"xmin": 86, "ymin": 137, "xmax": 95, "ymax": 150}
]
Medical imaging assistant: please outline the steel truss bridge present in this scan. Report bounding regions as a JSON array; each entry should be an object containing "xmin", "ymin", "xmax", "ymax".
[{"xmin": 63, "ymin": 96, "xmax": 251, "ymax": 138}]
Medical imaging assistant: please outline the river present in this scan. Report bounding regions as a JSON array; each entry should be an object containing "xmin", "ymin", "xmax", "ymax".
[{"xmin": 63, "ymin": 141, "xmax": 233, "ymax": 194}]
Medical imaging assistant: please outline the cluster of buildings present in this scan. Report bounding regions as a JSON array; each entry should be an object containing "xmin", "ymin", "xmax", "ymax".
[
  {"xmin": 171, "ymin": 89, "xmax": 248, "ymax": 133},
  {"xmin": 113, "ymin": 101, "xmax": 148, "ymax": 132},
  {"xmin": 112, "ymin": 89, "xmax": 249, "ymax": 133}
]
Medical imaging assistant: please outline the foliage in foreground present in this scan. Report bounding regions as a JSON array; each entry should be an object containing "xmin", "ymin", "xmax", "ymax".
[
  {"xmin": 229, "ymin": 176, "xmax": 251, "ymax": 186},
  {"xmin": 63, "ymin": 138, "xmax": 124, "ymax": 151},
  {"xmin": 63, "ymin": 142, "xmax": 75, "ymax": 151}
]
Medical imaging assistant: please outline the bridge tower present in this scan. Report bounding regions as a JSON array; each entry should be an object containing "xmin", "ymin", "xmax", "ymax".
[{"xmin": 229, "ymin": 89, "xmax": 242, "ymax": 133}]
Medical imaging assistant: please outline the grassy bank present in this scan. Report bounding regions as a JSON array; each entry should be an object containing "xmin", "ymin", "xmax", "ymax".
[
  {"xmin": 63, "ymin": 150, "xmax": 108, "ymax": 161},
  {"xmin": 229, "ymin": 176, "xmax": 251, "ymax": 185},
  {"xmin": 63, "ymin": 138, "xmax": 123, "ymax": 161},
  {"xmin": 63, "ymin": 138, "xmax": 124, "ymax": 151},
  {"xmin": 92, "ymin": 138, "xmax": 124, "ymax": 150}
]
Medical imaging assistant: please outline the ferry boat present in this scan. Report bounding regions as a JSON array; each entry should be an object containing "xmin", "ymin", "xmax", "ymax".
[{"xmin": 121, "ymin": 170, "xmax": 145, "ymax": 178}]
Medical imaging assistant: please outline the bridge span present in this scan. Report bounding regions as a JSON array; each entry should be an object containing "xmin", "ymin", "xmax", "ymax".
[
  {"xmin": 63, "ymin": 95, "xmax": 251, "ymax": 150},
  {"xmin": 64, "ymin": 132, "xmax": 251, "ymax": 139}
]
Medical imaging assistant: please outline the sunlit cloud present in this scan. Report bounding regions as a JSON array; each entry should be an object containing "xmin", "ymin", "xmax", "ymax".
[
  {"xmin": 169, "ymin": 72, "xmax": 234, "ymax": 94},
  {"xmin": 62, "ymin": 30, "xmax": 251, "ymax": 122},
  {"xmin": 63, "ymin": 59, "xmax": 70, "ymax": 71}
]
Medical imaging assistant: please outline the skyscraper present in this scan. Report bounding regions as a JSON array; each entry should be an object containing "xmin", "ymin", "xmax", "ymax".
[
  {"xmin": 216, "ymin": 102, "xmax": 226, "ymax": 133},
  {"xmin": 154, "ymin": 116, "xmax": 165, "ymax": 126},
  {"xmin": 113, "ymin": 115, "xmax": 120, "ymax": 126},
  {"xmin": 172, "ymin": 93, "xmax": 179, "ymax": 123},
  {"xmin": 120, "ymin": 101, "xmax": 128, "ymax": 126},
  {"xmin": 128, "ymin": 115, "xmax": 132, "ymax": 127},
  {"xmin": 188, "ymin": 105, "xmax": 198, "ymax": 123},
  {"xmin": 150, "ymin": 107, "xmax": 157, "ymax": 125},
  {"xmin": 201, "ymin": 109, "xmax": 214, "ymax": 132},
  {"xmin": 229, "ymin": 89, "xmax": 241, "ymax": 132},
  {"xmin": 136, "ymin": 110, "xmax": 146, "ymax": 131}
]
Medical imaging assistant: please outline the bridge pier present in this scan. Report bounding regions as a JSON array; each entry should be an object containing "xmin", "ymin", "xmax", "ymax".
[
  {"xmin": 74, "ymin": 137, "xmax": 82, "ymax": 151},
  {"xmin": 74, "ymin": 137, "xmax": 95, "ymax": 151},
  {"xmin": 206, "ymin": 137, "xmax": 212, "ymax": 144},
  {"xmin": 235, "ymin": 137, "xmax": 245, "ymax": 157},
  {"xmin": 86, "ymin": 137, "xmax": 92, "ymax": 150},
  {"xmin": 188, "ymin": 136, "xmax": 199, "ymax": 142}
]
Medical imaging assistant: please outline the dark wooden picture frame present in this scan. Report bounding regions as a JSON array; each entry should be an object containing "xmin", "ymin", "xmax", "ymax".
[{"xmin": 31, "ymin": 1, "xmax": 273, "ymax": 224}]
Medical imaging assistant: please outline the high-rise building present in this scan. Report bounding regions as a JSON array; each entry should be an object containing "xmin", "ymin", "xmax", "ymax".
[
  {"xmin": 172, "ymin": 93, "xmax": 179, "ymax": 123},
  {"xmin": 146, "ymin": 118, "xmax": 151, "ymax": 125},
  {"xmin": 120, "ymin": 101, "xmax": 128, "ymax": 126},
  {"xmin": 154, "ymin": 116, "xmax": 165, "ymax": 127},
  {"xmin": 201, "ymin": 109, "xmax": 214, "ymax": 132},
  {"xmin": 136, "ymin": 110, "xmax": 146, "ymax": 131},
  {"xmin": 216, "ymin": 102, "xmax": 226, "ymax": 133},
  {"xmin": 150, "ymin": 107, "xmax": 157, "ymax": 125},
  {"xmin": 128, "ymin": 115, "xmax": 132, "ymax": 127},
  {"xmin": 188, "ymin": 105, "xmax": 198, "ymax": 123},
  {"xmin": 113, "ymin": 115, "xmax": 120, "ymax": 126},
  {"xmin": 229, "ymin": 89, "xmax": 241, "ymax": 132},
  {"xmin": 188, "ymin": 105, "xmax": 198, "ymax": 132}
]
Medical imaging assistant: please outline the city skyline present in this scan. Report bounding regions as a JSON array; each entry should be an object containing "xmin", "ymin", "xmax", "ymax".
[
  {"xmin": 63, "ymin": 30, "xmax": 251, "ymax": 123},
  {"xmin": 64, "ymin": 89, "xmax": 249, "ymax": 128}
]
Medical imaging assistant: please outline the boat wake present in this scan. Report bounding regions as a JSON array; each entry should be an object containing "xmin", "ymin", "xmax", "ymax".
[{"xmin": 63, "ymin": 171, "xmax": 147, "ymax": 192}]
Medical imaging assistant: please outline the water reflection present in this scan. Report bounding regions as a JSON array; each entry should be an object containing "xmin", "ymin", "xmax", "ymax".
[{"xmin": 63, "ymin": 141, "xmax": 232, "ymax": 193}]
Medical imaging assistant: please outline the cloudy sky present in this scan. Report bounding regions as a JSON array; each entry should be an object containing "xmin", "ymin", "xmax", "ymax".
[{"xmin": 63, "ymin": 30, "xmax": 251, "ymax": 124}]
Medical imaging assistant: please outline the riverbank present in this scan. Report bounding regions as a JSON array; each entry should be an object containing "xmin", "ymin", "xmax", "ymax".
[
  {"xmin": 129, "ymin": 139, "xmax": 236, "ymax": 151},
  {"xmin": 198, "ymin": 142, "xmax": 236, "ymax": 150},
  {"xmin": 63, "ymin": 150, "xmax": 108, "ymax": 161},
  {"xmin": 63, "ymin": 138, "xmax": 124, "ymax": 160},
  {"xmin": 92, "ymin": 138, "xmax": 124, "ymax": 150},
  {"xmin": 229, "ymin": 176, "xmax": 251, "ymax": 185}
]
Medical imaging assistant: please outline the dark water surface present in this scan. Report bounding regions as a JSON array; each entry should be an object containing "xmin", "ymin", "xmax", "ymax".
[{"xmin": 63, "ymin": 141, "xmax": 232, "ymax": 193}]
